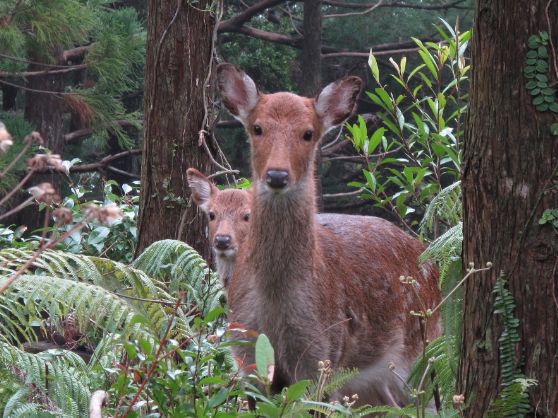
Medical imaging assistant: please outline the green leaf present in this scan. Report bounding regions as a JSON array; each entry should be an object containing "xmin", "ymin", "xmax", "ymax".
[
  {"xmin": 549, "ymin": 102, "xmax": 558, "ymax": 113},
  {"xmin": 526, "ymin": 50, "xmax": 538, "ymax": 59},
  {"xmin": 257, "ymin": 403, "xmax": 280, "ymax": 417},
  {"xmin": 207, "ymin": 388, "xmax": 229, "ymax": 409},
  {"xmin": 368, "ymin": 127, "xmax": 385, "ymax": 154},
  {"xmin": 368, "ymin": 52, "xmax": 380, "ymax": 83},
  {"xmin": 536, "ymin": 74, "xmax": 548, "ymax": 82},
  {"xmin": 255, "ymin": 334, "xmax": 275, "ymax": 379},
  {"xmin": 418, "ymin": 49, "xmax": 439, "ymax": 80},
  {"xmin": 536, "ymin": 103, "xmax": 549, "ymax": 111},
  {"xmin": 529, "ymin": 88, "xmax": 541, "ymax": 95},
  {"xmin": 537, "ymin": 46, "xmax": 548, "ymax": 58},
  {"xmin": 533, "ymin": 96, "xmax": 545, "ymax": 105},
  {"xmin": 551, "ymin": 123, "xmax": 558, "ymax": 135},
  {"xmin": 286, "ymin": 380, "xmax": 311, "ymax": 401}
]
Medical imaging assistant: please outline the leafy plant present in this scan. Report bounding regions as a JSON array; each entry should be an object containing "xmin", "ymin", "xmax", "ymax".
[{"xmin": 347, "ymin": 21, "xmax": 470, "ymax": 230}]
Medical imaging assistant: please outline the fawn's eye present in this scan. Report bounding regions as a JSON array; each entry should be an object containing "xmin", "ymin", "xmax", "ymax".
[
  {"xmin": 303, "ymin": 130, "xmax": 313, "ymax": 141},
  {"xmin": 253, "ymin": 124, "xmax": 263, "ymax": 136},
  {"xmin": 209, "ymin": 212, "xmax": 215, "ymax": 221},
  {"xmin": 243, "ymin": 213, "xmax": 250, "ymax": 222}
]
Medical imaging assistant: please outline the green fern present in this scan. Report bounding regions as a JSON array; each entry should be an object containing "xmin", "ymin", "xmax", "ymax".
[
  {"xmin": 420, "ymin": 181, "xmax": 462, "ymax": 236},
  {"xmin": 488, "ymin": 275, "xmax": 534, "ymax": 417},
  {"xmin": 0, "ymin": 342, "xmax": 91, "ymax": 417},
  {"xmin": 133, "ymin": 239, "xmax": 223, "ymax": 316}
]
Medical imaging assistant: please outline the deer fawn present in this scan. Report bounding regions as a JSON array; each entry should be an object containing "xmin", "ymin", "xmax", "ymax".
[
  {"xmin": 216, "ymin": 63, "xmax": 441, "ymax": 407},
  {"xmin": 187, "ymin": 168, "xmax": 252, "ymax": 288}
]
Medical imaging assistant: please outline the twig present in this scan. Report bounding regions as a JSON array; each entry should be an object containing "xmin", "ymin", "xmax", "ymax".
[
  {"xmin": 113, "ymin": 292, "xmax": 179, "ymax": 306},
  {"xmin": 322, "ymin": 188, "xmax": 364, "ymax": 199},
  {"xmin": 0, "ymin": 52, "xmax": 70, "ymax": 69},
  {"xmin": 0, "ymin": 64, "xmax": 87, "ymax": 77},
  {"xmin": 0, "ymin": 141, "xmax": 31, "ymax": 178},
  {"xmin": 430, "ymin": 264, "xmax": 493, "ymax": 315},
  {"xmin": 322, "ymin": 47, "xmax": 419, "ymax": 59},
  {"xmin": 207, "ymin": 169, "xmax": 240, "ymax": 179},
  {"xmin": 293, "ymin": 317, "xmax": 351, "ymax": 381},
  {"xmin": 324, "ymin": 0, "xmax": 384, "ymax": 19},
  {"xmin": 0, "ymin": 196, "xmax": 34, "ymax": 221},
  {"xmin": 0, "ymin": 170, "xmax": 35, "ymax": 207},
  {"xmin": 0, "ymin": 220, "xmax": 90, "ymax": 294},
  {"xmin": 545, "ymin": 0, "xmax": 558, "ymax": 81}
]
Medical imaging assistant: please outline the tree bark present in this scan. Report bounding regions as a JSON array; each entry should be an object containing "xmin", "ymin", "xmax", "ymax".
[
  {"xmin": 458, "ymin": 1, "xmax": 558, "ymax": 416},
  {"xmin": 300, "ymin": 0, "xmax": 324, "ymax": 210},
  {"xmin": 135, "ymin": 0, "xmax": 215, "ymax": 259}
]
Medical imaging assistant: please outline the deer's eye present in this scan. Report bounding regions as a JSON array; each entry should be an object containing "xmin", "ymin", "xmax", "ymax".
[
  {"xmin": 209, "ymin": 212, "xmax": 215, "ymax": 221},
  {"xmin": 243, "ymin": 213, "xmax": 250, "ymax": 222},
  {"xmin": 303, "ymin": 130, "xmax": 313, "ymax": 141},
  {"xmin": 253, "ymin": 124, "xmax": 263, "ymax": 136}
]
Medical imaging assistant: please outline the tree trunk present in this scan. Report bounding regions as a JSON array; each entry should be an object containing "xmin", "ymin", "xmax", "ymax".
[
  {"xmin": 16, "ymin": 62, "xmax": 66, "ymax": 230},
  {"xmin": 458, "ymin": 2, "xmax": 558, "ymax": 416},
  {"xmin": 135, "ymin": 0, "xmax": 215, "ymax": 259},
  {"xmin": 300, "ymin": 0, "xmax": 324, "ymax": 210},
  {"xmin": 2, "ymin": 84, "xmax": 18, "ymax": 111}
]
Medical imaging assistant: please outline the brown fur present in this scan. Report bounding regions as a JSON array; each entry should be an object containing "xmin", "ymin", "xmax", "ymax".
[{"xmin": 217, "ymin": 63, "xmax": 441, "ymax": 407}]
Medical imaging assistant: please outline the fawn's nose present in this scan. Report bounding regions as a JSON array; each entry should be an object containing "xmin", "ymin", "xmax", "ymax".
[
  {"xmin": 214, "ymin": 235, "xmax": 232, "ymax": 250},
  {"xmin": 266, "ymin": 170, "xmax": 289, "ymax": 189}
]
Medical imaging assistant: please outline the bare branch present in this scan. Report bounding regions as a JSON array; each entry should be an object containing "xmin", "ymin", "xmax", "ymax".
[
  {"xmin": 0, "ymin": 64, "xmax": 88, "ymax": 78},
  {"xmin": 68, "ymin": 149, "xmax": 142, "ymax": 172},
  {"xmin": 219, "ymin": 0, "xmax": 287, "ymax": 31},
  {"xmin": 324, "ymin": 0, "xmax": 384, "ymax": 19},
  {"xmin": 220, "ymin": 24, "xmax": 302, "ymax": 47},
  {"xmin": 64, "ymin": 120, "xmax": 142, "ymax": 143},
  {"xmin": 322, "ymin": 47, "xmax": 418, "ymax": 59},
  {"xmin": 322, "ymin": 0, "xmax": 469, "ymax": 10},
  {"xmin": 63, "ymin": 45, "xmax": 93, "ymax": 62}
]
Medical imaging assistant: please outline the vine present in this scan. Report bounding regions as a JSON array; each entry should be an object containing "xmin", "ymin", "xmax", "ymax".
[{"xmin": 524, "ymin": 31, "xmax": 558, "ymax": 135}]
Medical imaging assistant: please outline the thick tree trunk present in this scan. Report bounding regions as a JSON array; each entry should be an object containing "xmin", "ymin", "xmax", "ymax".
[
  {"xmin": 2, "ymin": 84, "xmax": 18, "ymax": 111},
  {"xmin": 135, "ymin": 0, "xmax": 215, "ymax": 259},
  {"xmin": 458, "ymin": 2, "xmax": 558, "ymax": 416},
  {"xmin": 300, "ymin": 0, "xmax": 324, "ymax": 210},
  {"xmin": 16, "ymin": 63, "xmax": 66, "ymax": 230}
]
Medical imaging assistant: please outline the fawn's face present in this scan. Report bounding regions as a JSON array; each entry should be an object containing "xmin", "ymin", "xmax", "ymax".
[
  {"xmin": 217, "ymin": 64, "xmax": 362, "ymax": 194},
  {"xmin": 187, "ymin": 168, "xmax": 251, "ymax": 259}
]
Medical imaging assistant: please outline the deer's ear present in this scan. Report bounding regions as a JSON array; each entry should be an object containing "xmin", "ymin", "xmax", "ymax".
[
  {"xmin": 187, "ymin": 168, "xmax": 217, "ymax": 212},
  {"xmin": 315, "ymin": 76, "xmax": 362, "ymax": 132},
  {"xmin": 216, "ymin": 63, "xmax": 260, "ymax": 123}
]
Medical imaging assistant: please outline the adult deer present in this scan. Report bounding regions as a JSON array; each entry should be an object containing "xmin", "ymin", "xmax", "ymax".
[
  {"xmin": 216, "ymin": 63, "xmax": 441, "ymax": 407},
  {"xmin": 187, "ymin": 169, "xmax": 421, "ymax": 295}
]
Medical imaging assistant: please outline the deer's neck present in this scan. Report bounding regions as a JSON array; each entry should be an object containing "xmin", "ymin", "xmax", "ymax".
[{"xmin": 248, "ymin": 178, "xmax": 318, "ymax": 294}]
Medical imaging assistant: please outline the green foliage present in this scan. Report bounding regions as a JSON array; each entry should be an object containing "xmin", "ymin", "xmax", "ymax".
[
  {"xmin": 0, "ymin": 1, "xmax": 145, "ymax": 149},
  {"xmin": 0, "ymin": 343, "xmax": 91, "ymax": 417},
  {"xmin": 539, "ymin": 208, "xmax": 558, "ymax": 231},
  {"xmin": 348, "ymin": 22, "xmax": 470, "ymax": 227},
  {"xmin": 489, "ymin": 275, "xmax": 534, "ymax": 417},
  {"xmin": 220, "ymin": 16, "xmax": 296, "ymax": 92},
  {"xmin": 524, "ymin": 32, "xmax": 558, "ymax": 113},
  {"xmin": 0, "ymin": 113, "xmax": 35, "ymax": 194},
  {"xmin": 57, "ymin": 180, "xmax": 139, "ymax": 263}
]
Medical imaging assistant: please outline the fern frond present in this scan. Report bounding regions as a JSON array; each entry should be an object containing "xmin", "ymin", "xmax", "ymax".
[
  {"xmin": 409, "ymin": 335, "xmax": 458, "ymax": 409},
  {"xmin": 493, "ymin": 274, "xmax": 521, "ymax": 387},
  {"xmin": 420, "ymin": 181, "xmax": 462, "ymax": 235},
  {"xmin": 134, "ymin": 240, "xmax": 222, "ymax": 315},
  {"xmin": 0, "ymin": 342, "xmax": 91, "ymax": 417},
  {"xmin": 420, "ymin": 222, "xmax": 462, "ymax": 288},
  {"xmin": 487, "ymin": 378, "xmax": 537, "ymax": 418},
  {"xmin": 0, "ymin": 275, "xmax": 155, "ymax": 345}
]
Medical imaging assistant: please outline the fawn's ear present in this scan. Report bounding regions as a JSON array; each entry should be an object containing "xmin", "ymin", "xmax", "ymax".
[
  {"xmin": 187, "ymin": 168, "xmax": 217, "ymax": 213},
  {"xmin": 216, "ymin": 63, "xmax": 260, "ymax": 123},
  {"xmin": 315, "ymin": 76, "xmax": 362, "ymax": 132}
]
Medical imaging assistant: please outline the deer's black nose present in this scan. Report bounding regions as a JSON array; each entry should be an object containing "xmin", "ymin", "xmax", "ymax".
[
  {"xmin": 266, "ymin": 170, "xmax": 289, "ymax": 189},
  {"xmin": 214, "ymin": 235, "xmax": 232, "ymax": 250}
]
